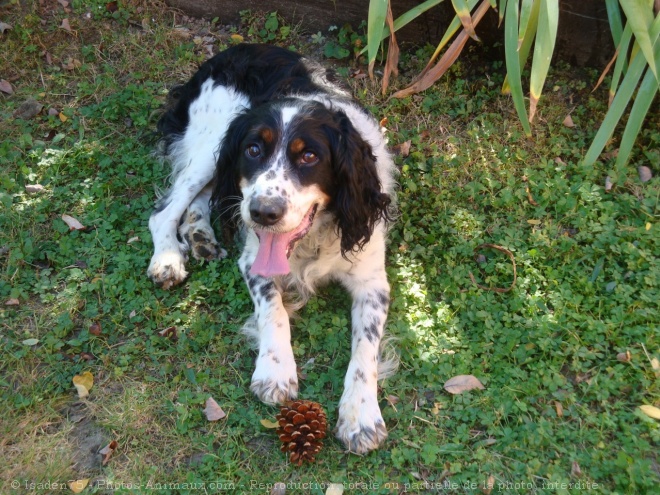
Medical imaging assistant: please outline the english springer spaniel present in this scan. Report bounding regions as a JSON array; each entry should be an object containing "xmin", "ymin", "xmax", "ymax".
[{"xmin": 148, "ymin": 44, "xmax": 396, "ymax": 454}]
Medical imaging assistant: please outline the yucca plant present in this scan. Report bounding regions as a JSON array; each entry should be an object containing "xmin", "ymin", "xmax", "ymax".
[{"xmin": 365, "ymin": 0, "xmax": 659, "ymax": 174}]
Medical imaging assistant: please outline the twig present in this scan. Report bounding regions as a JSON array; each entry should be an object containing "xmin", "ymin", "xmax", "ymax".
[{"xmin": 469, "ymin": 243, "xmax": 517, "ymax": 293}]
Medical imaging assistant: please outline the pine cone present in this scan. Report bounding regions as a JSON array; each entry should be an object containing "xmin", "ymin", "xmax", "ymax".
[{"xmin": 276, "ymin": 400, "xmax": 327, "ymax": 465}]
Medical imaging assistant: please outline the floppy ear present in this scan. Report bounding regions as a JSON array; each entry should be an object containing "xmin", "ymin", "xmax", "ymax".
[
  {"xmin": 328, "ymin": 112, "xmax": 392, "ymax": 256},
  {"xmin": 211, "ymin": 112, "xmax": 252, "ymax": 235}
]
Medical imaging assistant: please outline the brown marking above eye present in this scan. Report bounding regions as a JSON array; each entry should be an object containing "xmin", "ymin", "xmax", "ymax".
[
  {"xmin": 289, "ymin": 138, "xmax": 305, "ymax": 154},
  {"xmin": 260, "ymin": 128, "xmax": 274, "ymax": 144}
]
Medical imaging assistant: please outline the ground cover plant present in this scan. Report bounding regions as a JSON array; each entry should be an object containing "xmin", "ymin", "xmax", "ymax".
[{"xmin": 1, "ymin": 1, "xmax": 658, "ymax": 494}]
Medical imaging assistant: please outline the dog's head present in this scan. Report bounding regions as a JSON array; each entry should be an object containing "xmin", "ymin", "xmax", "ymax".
[{"xmin": 212, "ymin": 99, "xmax": 391, "ymax": 277}]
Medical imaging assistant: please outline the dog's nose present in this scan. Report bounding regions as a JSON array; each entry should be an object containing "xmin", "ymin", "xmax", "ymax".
[{"xmin": 249, "ymin": 197, "xmax": 286, "ymax": 226}]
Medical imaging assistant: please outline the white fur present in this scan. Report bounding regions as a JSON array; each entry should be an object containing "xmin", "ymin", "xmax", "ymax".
[{"xmin": 148, "ymin": 82, "xmax": 249, "ymax": 287}]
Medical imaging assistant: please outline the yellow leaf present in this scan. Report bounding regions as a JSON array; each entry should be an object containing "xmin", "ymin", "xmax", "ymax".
[
  {"xmin": 72, "ymin": 371, "xmax": 93, "ymax": 398},
  {"xmin": 646, "ymin": 222, "xmax": 652, "ymax": 231},
  {"xmin": 230, "ymin": 34, "xmax": 244, "ymax": 43},
  {"xmin": 260, "ymin": 418, "xmax": 279, "ymax": 429},
  {"xmin": 639, "ymin": 405, "xmax": 660, "ymax": 420},
  {"xmin": 59, "ymin": 112, "xmax": 68, "ymax": 122},
  {"xmin": 68, "ymin": 479, "xmax": 89, "ymax": 493},
  {"xmin": 527, "ymin": 219, "xmax": 541, "ymax": 225}
]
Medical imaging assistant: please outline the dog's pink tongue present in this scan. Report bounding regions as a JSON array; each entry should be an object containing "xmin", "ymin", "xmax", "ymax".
[{"xmin": 250, "ymin": 231, "xmax": 294, "ymax": 277}]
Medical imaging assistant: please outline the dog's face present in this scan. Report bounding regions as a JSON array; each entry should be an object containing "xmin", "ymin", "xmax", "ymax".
[
  {"xmin": 213, "ymin": 99, "xmax": 391, "ymax": 277},
  {"xmin": 237, "ymin": 102, "xmax": 335, "ymax": 233}
]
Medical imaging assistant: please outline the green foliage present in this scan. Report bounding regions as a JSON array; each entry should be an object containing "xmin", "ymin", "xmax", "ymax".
[
  {"xmin": 368, "ymin": 0, "xmax": 659, "ymax": 172},
  {"xmin": 240, "ymin": 11, "xmax": 291, "ymax": 43},
  {"xmin": 0, "ymin": 3, "xmax": 658, "ymax": 494},
  {"xmin": 322, "ymin": 24, "xmax": 367, "ymax": 60}
]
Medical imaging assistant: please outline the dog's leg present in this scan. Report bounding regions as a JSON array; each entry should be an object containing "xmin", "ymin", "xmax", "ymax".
[
  {"xmin": 148, "ymin": 158, "xmax": 215, "ymax": 289},
  {"xmin": 178, "ymin": 184, "xmax": 227, "ymax": 262},
  {"xmin": 239, "ymin": 237, "xmax": 298, "ymax": 405},
  {"xmin": 335, "ymin": 259, "xmax": 390, "ymax": 454}
]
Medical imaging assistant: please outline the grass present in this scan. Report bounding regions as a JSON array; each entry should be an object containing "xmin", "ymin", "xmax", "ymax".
[{"xmin": 1, "ymin": 1, "xmax": 658, "ymax": 494}]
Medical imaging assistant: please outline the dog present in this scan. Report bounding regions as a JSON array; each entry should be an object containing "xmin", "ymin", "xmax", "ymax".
[{"xmin": 148, "ymin": 44, "xmax": 396, "ymax": 454}]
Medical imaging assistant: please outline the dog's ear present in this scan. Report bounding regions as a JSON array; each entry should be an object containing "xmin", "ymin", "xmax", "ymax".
[
  {"xmin": 211, "ymin": 112, "xmax": 252, "ymax": 233},
  {"xmin": 327, "ymin": 112, "xmax": 392, "ymax": 256}
]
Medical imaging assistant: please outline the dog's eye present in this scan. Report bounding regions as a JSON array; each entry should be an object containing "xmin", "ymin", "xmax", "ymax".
[
  {"xmin": 299, "ymin": 151, "xmax": 318, "ymax": 166},
  {"xmin": 245, "ymin": 144, "xmax": 261, "ymax": 158}
]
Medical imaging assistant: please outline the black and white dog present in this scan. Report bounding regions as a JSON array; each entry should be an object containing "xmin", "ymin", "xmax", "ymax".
[{"xmin": 148, "ymin": 44, "xmax": 396, "ymax": 454}]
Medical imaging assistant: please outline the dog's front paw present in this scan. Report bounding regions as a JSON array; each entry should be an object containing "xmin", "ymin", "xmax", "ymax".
[
  {"xmin": 148, "ymin": 251, "xmax": 188, "ymax": 289},
  {"xmin": 190, "ymin": 227, "xmax": 227, "ymax": 261},
  {"xmin": 251, "ymin": 349, "xmax": 298, "ymax": 405},
  {"xmin": 335, "ymin": 389, "xmax": 387, "ymax": 454}
]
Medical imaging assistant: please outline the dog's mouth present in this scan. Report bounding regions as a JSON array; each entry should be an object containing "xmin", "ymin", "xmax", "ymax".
[{"xmin": 250, "ymin": 204, "xmax": 318, "ymax": 277}]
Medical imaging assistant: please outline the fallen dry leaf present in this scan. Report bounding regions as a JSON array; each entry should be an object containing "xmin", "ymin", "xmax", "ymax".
[
  {"xmin": 203, "ymin": 397, "xmax": 227, "ymax": 421},
  {"xmin": 72, "ymin": 371, "xmax": 93, "ymax": 398},
  {"xmin": 25, "ymin": 184, "xmax": 45, "ymax": 194},
  {"xmin": 638, "ymin": 166, "xmax": 652, "ymax": 183},
  {"xmin": 326, "ymin": 483, "xmax": 344, "ymax": 495},
  {"xmin": 0, "ymin": 79, "xmax": 13, "ymax": 95},
  {"xmin": 260, "ymin": 418, "xmax": 279, "ymax": 429},
  {"xmin": 127, "ymin": 236, "xmax": 140, "ymax": 244},
  {"xmin": 563, "ymin": 114, "xmax": 575, "ymax": 128},
  {"xmin": 554, "ymin": 401, "xmax": 564, "ymax": 417},
  {"xmin": 158, "ymin": 326, "xmax": 177, "ymax": 341},
  {"xmin": 571, "ymin": 461, "xmax": 582, "ymax": 477},
  {"xmin": 62, "ymin": 214, "xmax": 86, "ymax": 231},
  {"xmin": 106, "ymin": 1, "xmax": 119, "ymax": 14},
  {"xmin": 392, "ymin": 140, "xmax": 411, "ymax": 158},
  {"xmin": 68, "ymin": 479, "xmax": 90, "ymax": 493},
  {"xmin": 270, "ymin": 482, "xmax": 287, "ymax": 495},
  {"xmin": 60, "ymin": 18, "xmax": 72, "ymax": 32},
  {"xmin": 651, "ymin": 357, "xmax": 660, "ymax": 375},
  {"xmin": 483, "ymin": 475, "xmax": 495, "ymax": 494},
  {"xmin": 88, "ymin": 322, "xmax": 102, "ymax": 336},
  {"xmin": 22, "ymin": 338, "xmax": 39, "ymax": 346},
  {"xmin": 616, "ymin": 350, "xmax": 631, "ymax": 362},
  {"xmin": 444, "ymin": 375, "xmax": 485, "ymax": 395},
  {"xmin": 0, "ymin": 21, "xmax": 12, "ymax": 33},
  {"xmin": 605, "ymin": 176, "xmax": 613, "ymax": 192},
  {"xmin": 5, "ymin": 298, "xmax": 20, "ymax": 306},
  {"xmin": 99, "ymin": 440, "xmax": 118, "ymax": 465},
  {"xmin": 639, "ymin": 404, "xmax": 660, "ymax": 420}
]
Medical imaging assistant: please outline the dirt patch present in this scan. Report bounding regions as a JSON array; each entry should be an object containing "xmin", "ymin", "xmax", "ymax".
[{"xmin": 62, "ymin": 402, "xmax": 109, "ymax": 476}]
